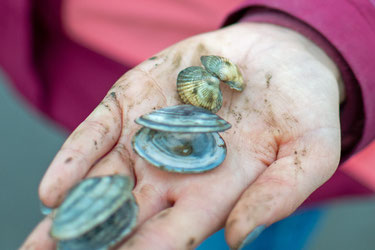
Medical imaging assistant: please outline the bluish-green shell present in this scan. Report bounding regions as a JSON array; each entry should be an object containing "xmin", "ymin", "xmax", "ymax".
[
  {"xmin": 51, "ymin": 175, "xmax": 138, "ymax": 250},
  {"xmin": 132, "ymin": 128, "xmax": 227, "ymax": 173},
  {"xmin": 135, "ymin": 105, "xmax": 231, "ymax": 133}
]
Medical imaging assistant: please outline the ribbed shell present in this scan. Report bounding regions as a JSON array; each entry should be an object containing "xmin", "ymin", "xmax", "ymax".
[
  {"xmin": 132, "ymin": 128, "xmax": 227, "ymax": 173},
  {"xmin": 177, "ymin": 66, "xmax": 223, "ymax": 113},
  {"xmin": 201, "ymin": 56, "xmax": 244, "ymax": 91},
  {"xmin": 51, "ymin": 175, "xmax": 138, "ymax": 250},
  {"xmin": 135, "ymin": 105, "xmax": 231, "ymax": 133}
]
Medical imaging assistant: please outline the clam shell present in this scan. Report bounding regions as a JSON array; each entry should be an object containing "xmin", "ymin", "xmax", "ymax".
[
  {"xmin": 201, "ymin": 56, "xmax": 244, "ymax": 91},
  {"xmin": 132, "ymin": 128, "xmax": 227, "ymax": 173},
  {"xmin": 51, "ymin": 175, "xmax": 138, "ymax": 250},
  {"xmin": 177, "ymin": 66, "xmax": 223, "ymax": 113},
  {"xmin": 135, "ymin": 105, "xmax": 231, "ymax": 133}
]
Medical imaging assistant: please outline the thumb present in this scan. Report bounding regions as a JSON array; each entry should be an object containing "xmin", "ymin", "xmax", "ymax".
[{"xmin": 225, "ymin": 128, "xmax": 340, "ymax": 249}]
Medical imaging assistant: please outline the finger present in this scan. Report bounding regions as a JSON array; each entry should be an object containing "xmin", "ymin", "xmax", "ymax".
[
  {"xmin": 132, "ymin": 182, "xmax": 171, "ymax": 227},
  {"xmin": 225, "ymin": 128, "xmax": 340, "ymax": 249},
  {"xmin": 117, "ymin": 140, "xmax": 269, "ymax": 250},
  {"xmin": 20, "ymin": 217, "xmax": 55, "ymax": 250},
  {"xmin": 87, "ymin": 142, "xmax": 170, "ymax": 225},
  {"xmin": 39, "ymin": 90, "xmax": 122, "ymax": 207},
  {"xmin": 87, "ymin": 142, "xmax": 135, "ymax": 178},
  {"xmin": 119, "ymin": 197, "xmax": 225, "ymax": 250}
]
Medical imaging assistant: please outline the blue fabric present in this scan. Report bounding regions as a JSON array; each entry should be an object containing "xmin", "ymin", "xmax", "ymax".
[{"xmin": 197, "ymin": 206, "xmax": 325, "ymax": 250}]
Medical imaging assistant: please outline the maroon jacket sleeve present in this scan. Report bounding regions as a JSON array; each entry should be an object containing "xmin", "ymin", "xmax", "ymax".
[
  {"xmin": 0, "ymin": 0, "xmax": 127, "ymax": 131},
  {"xmin": 0, "ymin": 0, "xmax": 44, "ymax": 109},
  {"xmin": 223, "ymin": 0, "xmax": 375, "ymax": 160}
]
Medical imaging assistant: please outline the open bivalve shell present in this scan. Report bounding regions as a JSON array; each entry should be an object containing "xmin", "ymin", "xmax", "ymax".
[
  {"xmin": 51, "ymin": 175, "xmax": 138, "ymax": 250},
  {"xmin": 135, "ymin": 104, "xmax": 231, "ymax": 132},
  {"xmin": 132, "ymin": 105, "xmax": 231, "ymax": 173}
]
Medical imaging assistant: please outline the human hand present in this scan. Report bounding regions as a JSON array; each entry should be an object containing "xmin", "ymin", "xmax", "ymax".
[{"xmin": 22, "ymin": 22, "xmax": 342, "ymax": 249}]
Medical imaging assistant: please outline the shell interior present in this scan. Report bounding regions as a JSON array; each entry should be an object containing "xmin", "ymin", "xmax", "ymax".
[
  {"xmin": 135, "ymin": 105, "xmax": 231, "ymax": 133},
  {"xmin": 51, "ymin": 175, "xmax": 138, "ymax": 249},
  {"xmin": 132, "ymin": 127, "xmax": 227, "ymax": 173}
]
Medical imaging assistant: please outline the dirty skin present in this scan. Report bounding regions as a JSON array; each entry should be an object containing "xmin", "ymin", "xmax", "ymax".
[{"xmin": 64, "ymin": 157, "xmax": 73, "ymax": 164}]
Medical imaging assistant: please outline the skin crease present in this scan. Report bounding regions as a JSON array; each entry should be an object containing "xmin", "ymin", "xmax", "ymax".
[{"xmin": 21, "ymin": 23, "xmax": 342, "ymax": 250}]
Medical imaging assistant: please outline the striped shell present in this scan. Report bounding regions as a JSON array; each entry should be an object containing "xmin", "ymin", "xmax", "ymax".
[
  {"xmin": 131, "ymin": 105, "xmax": 231, "ymax": 173},
  {"xmin": 51, "ymin": 175, "xmax": 138, "ymax": 250},
  {"xmin": 132, "ymin": 128, "xmax": 226, "ymax": 173},
  {"xmin": 201, "ymin": 55, "xmax": 244, "ymax": 91},
  {"xmin": 177, "ymin": 66, "xmax": 222, "ymax": 113},
  {"xmin": 135, "ymin": 105, "xmax": 231, "ymax": 133}
]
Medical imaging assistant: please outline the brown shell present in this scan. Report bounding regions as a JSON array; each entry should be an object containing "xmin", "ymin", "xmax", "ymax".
[
  {"xmin": 177, "ymin": 66, "xmax": 222, "ymax": 113},
  {"xmin": 201, "ymin": 55, "xmax": 244, "ymax": 91}
]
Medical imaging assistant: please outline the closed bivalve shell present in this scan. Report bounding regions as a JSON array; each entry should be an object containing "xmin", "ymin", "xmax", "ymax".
[
  {"xmin": 51, "ymin": 175, "xmax": 138, "ymax": 250},
  {"xmin": 135, "ymin": 105, "xmax": 231, "ymax": 133},
  {"xmin": 177, "ymin": 66, "xmax": 223, "ymax": 113},
  {"xmin": 201, "ymin": 55, "xmax": 244, "ymax": 92}
]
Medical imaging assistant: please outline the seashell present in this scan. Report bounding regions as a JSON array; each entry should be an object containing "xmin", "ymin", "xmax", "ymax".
[
  {"xmin": 177, "ymin": 66, "xmax": 222, "ymax": 113},
  {"xmin": 176, "ymin": 56, "xmax": 244, "ymax": 113},
  {"xmin": 135, "ymin": 104, "xmax": 231, "ymax": 133},
  {"xmin": 201, "ymin": 55, "xmax": 244, "ymax": 92},
  {"xmin": 132, "ymin": 128, "xmax": 226, "ymax": 173},
  {"xmin": 51, "ymin": 175, "xmax": 138, "ymax": 250},
  {"xmin": 132, "ymin": 105, "xmax": 231, "ymax": 173}
]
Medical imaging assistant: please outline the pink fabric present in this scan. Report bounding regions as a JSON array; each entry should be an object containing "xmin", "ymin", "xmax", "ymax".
[
  {"xmin": 342, "ymin": 141, "xmax": 375, "ymax": 191},
  {"xmin": 62, "ymin": 0, "xmax": 243, "ymax": 65},
  {"xmin": 0, "ymin": 0, "xmax": 44, "ymax": 110},
  {"xmin": 0, "ymin": 0, "xmax": 127, "ymax": 129}
]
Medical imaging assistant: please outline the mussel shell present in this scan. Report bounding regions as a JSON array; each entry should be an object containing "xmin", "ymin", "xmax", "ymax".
[
  {"xmin": 201, "ymin": 56, "xmax": 244, "ymax": 91},
  {"xmin": 135, "ymin": 105, "xmax": 231, "ymax": 133},
  {"xmin": 177, "ymin": 66, "xmax": 223, "ymax": 113},
  {"xmin": 51, "ymin": 175, "xmax": 138, "ymax": 250},
  {"xmin": 132, "ymin": 127, "xmax": 227, "ymax": 173}
]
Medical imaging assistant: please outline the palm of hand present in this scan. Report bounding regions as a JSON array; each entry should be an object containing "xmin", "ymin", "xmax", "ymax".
[{"xmin": 24, "ymin": 23, "xmax": 341, "ymax": 250}]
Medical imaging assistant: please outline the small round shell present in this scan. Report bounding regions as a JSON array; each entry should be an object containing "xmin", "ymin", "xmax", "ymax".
[
  {"xmin": 135, "ymin": 105, "xmax": 231, "ymax": 133},
  {"xmin": 177, "ymin": 66, "xmax": 223, "ymax": 113},
  {"xmin": 51, "ymin": 175, "xmax": 138, "ymax": 250},
  {"xmin": 132, "ymin": 128, "xmax": 227, "ymax": 173},
  {"xmin": 201, "ymin": 55, "xmax": 244, "ymax": 91}
]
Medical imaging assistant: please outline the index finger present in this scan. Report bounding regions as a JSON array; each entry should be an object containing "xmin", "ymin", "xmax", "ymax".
[
  {"xmin": 20, "ymin": 217, "xmax": 55, "ymax": 250},
  {"xmin": 39, "ymin": 86, "xmax": 123, "ymax": 207}
]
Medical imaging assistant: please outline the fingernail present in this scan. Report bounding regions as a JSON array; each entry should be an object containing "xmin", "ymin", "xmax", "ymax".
[{"xmin": 237, "ymin": 224, "xmax": 266, "ymax": 250}]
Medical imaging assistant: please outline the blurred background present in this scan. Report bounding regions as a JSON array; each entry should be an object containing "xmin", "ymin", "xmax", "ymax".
[{"xmin": 1, "ymin": 69, "xmax": 374, "ymax": 249}]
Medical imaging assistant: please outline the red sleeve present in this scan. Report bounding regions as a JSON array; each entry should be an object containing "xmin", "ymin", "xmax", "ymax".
[
  {"xmin": 0, "ymin": 0, "xmax": 44, "ymax": 110},
  {"xmin": 223, "ymin": 0, "xmax": 375, "ymax": 160}
]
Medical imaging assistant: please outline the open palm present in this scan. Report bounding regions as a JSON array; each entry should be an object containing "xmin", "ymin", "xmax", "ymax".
[{"xmin": 22, "ymin": 23, "xmax": 342, "ymax": 250}]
